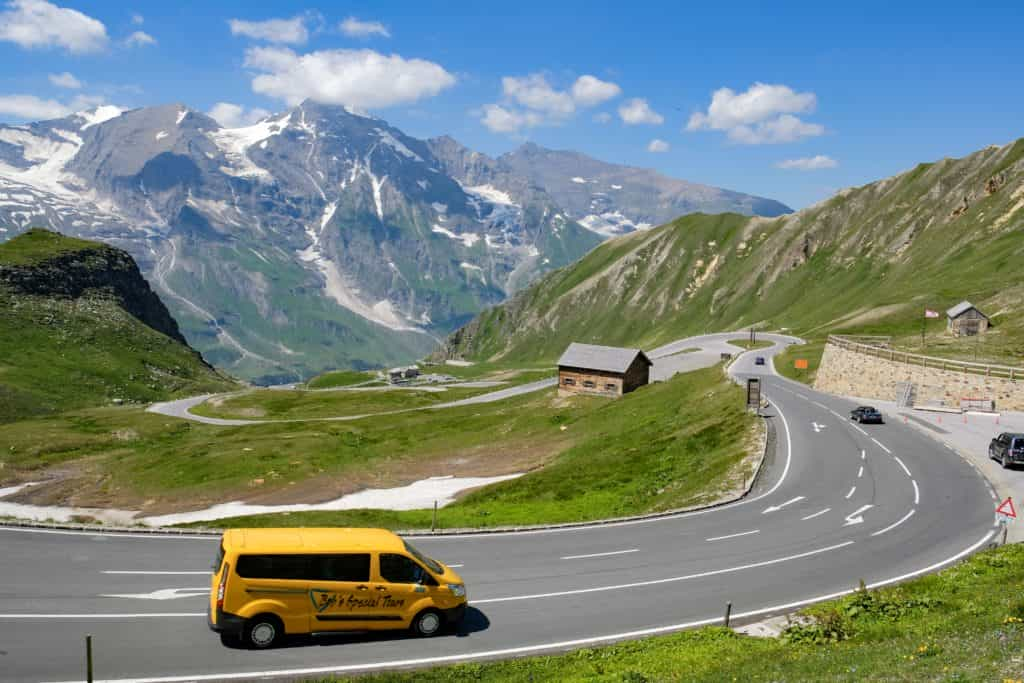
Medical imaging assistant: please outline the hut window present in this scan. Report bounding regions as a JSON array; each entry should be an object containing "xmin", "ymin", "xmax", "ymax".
[
  {"xmin": 583, "ymin": 380, "xmax": 596, "ymax": 388},
  {"xmin": 605, "ymin": 383, "xmax": 616, "ymax": 391},
  {"xmin": 562, "ymin": 377, "xmax": 576, "ymax": 386}
]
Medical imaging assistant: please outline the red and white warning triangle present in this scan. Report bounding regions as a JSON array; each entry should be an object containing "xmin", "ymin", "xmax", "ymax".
[{"xmin": 996, "ymin": 497, "xmax": 1017, "ymax": 518}]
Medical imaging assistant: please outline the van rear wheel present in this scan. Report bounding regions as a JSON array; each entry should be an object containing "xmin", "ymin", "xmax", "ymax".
[
  {"xmin": 412, "ymin": 609, "xmax": 443, "ymax": 637},
  {"xmin": 244, "ymin": 614, "xmax": 283, "ymax": 649}
]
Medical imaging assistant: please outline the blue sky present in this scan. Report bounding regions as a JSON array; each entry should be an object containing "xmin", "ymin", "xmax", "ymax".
[{"xmin": 1, "ymin": 0, "xmax": 1022, "ymax": 209}]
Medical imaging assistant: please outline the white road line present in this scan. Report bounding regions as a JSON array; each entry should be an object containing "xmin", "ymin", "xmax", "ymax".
[
  {"xmin": 870, "ymin": 509, "xmax": 916, "ymax": 537},
  {"xmin": 706, "ymin": 530, "xmax": 759, "ymax": 542},
  {"xmin": 812, "ymin": 401, "xmax": 828, "ymax": 410},
  {"xmin": 475, "ymin": 541, "xmax": 854, "ymax": 605},
  {"xmin": 801, "ymin": 508, "xmax": 830, "ymax": 521},
  {"xmin": 857, "ymin": 466, "xmax": 864, "ymax": 478},
  {"xmin": 871, "ymin": 438, "xmax": 892, "ymax": 454},
  {"xmin": 830, "ymin": 410, "xmax": 843, "ymax": 419},
  {"xmin": 38, "ymin": 532, "xmax": 995, "ymax": 683},
  {"xmin": 912, "ymin": 479, "xmax": 920, "ymax": 505},
  {"xmin": 0, "ymin": 613, "xmax": 205, "ymax": 619},
  {"xmin": 561, "ymin": 549, "xmax": 639, "ymax": 561},
  {"xmin": 853, "ymin": 424, "xmax": 868, "ymax": 435},
  {"xmin": 0, "ymin": 527, "xmax": 217, "ymax": 541},
  {"xmin": 447, "ymin": 564, "xmax": 465, "ymax": 568},
  {"xmin": 861, "ymin": 449, "xmax": 866, "ymax": 460},
  {"xmin": 893, "ymin": 456, "xmax": 912, "ymax": 477},
  {"xmin": 762, "ymin": 496, "xmax": 805, "ymax": 514},
  {"xmin": 797, "ymin": 393, "xmax": 809, "ymax": 399},
  {"xmin": 845, "ymin": 486, "xmax": 856, "ymax": 499},
  {"xmin": 102, "ymin": 571, "xmax": 210, "ymax": 575}
]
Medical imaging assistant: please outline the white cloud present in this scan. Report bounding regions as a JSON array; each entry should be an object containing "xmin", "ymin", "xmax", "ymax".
[
  {"xmin": 618, "ymin": 97, "xmax": 663, "ymax": 125},
  {"xmin": 229, "ymin": 15, "xmax": 309, "ymax": 45},
  {"xmin": 480, "ymin": 72, "xmax": 622, "ymax": 134},
  {"xmin": 687, "ymin": 82, "xmax": 823, "ymax": 145},
  {"xmin": 124, "ymin": 30, "xmax": 155, "ymax": 47},
  {"xmin": 245, "ymin": 47, "xmax": 456, "ymax": 108},
  {"xmin": 570, "ymin": 75, "xmax": 621, "ymax": 107},
  {"xmin": 647, "ymin": 138, "xmax": 670, "ymax": 153},
  {"xmin": 479, "ymin": 104, "xmax": 542, "ymax": 134},
  {"xmin": 0, "ymin": 92, "xmax": 104, "ymax": 120},
  {"xmin": 728, "ymin": 113, "xmax": 824, "ymax": 144},
  {"xmin": 593, "ymin": 112, "xmax": 612, "ymax": 124},
  {"xmin": 48, "ymin": 71, "xmax": 81, "ymax": 89},
  {"xmin": 340, "ymin": 17, "xmax": 390, "ymax": 38},
  {"xmin": 0, "ymin": 0, "xmax": 108, "ymax": 53},
  {"xmin": 775, "ymin": 154, "xmax": 838, "ymax": 170},
  {"xmin": 207, "ymin": 102, "xmax": 271, "ymax": 128},
  {"xmin": 131, "ymin": 13, "xmax": 143, "ymax": 25}
]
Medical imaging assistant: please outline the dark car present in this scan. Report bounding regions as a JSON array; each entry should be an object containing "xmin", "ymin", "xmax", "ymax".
[
  {"xmin": 989, "ymin": 432, "xmax": 1024, "ymax": 469},
  {"xmin": 755, "ymin": 356, "xmax": 765, "ymax": 366},
  {"xmin": 850, "ymin": 406, "xmax": 884, "ymax": 424}
]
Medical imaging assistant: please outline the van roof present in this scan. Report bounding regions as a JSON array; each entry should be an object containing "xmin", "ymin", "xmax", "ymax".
[{"xmin": 221, "ymin": 528, "xmax": 405, "ymax": 553}]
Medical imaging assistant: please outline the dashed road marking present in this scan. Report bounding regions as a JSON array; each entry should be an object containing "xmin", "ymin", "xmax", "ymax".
[
  {"xmin": 706, "ymin": 530, "xmax": 760, "ymax": 542},
  {"xmin": 857, "ymin": 466, "xmax": 864, "ymax": 478},
  {"xmin": 801, "ymin": 508, "xmax": 830, "ymax": 521},
  {"xmin": 912, "ymin": 479, "xmax": 920, "ymax": 504},
  {"xmin": 845, "ymin": 486, "xmax": 856, "ymax": 499},
  {"xmin": 893, "ymin": 456, "xmax": 912, "ymax": 477},
  {"xmin": 871, "ymin": 438, "xmax": 892, "ymax": 454},
  {"xmin": 561, "ymin": 549, "xmax": 639, "ymax": 561}
]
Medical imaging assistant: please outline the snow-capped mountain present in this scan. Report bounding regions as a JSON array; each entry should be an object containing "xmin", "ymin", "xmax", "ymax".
[{"xmin": 0, "ymin": 102, "xmax": 788, "ymax": 382}]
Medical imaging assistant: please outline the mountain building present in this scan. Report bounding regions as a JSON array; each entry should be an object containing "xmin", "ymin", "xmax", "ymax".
[
  {"xmin": 946, "ymin": 301, "xmax": 990, "ymax": 336},
  {"xmin": 557, "ymin": 343, "xmax": 652, "ymax": 397}
]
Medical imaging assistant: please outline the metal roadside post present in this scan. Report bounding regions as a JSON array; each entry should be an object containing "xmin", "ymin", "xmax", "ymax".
[
  {"xmin": 996, "ymin": 497, "xmax": 1016, "ymax": 544},
  {"xmin": 85, "ymin": 634, "xmax": 93, "ymax": 683},
  {"xmin": 724, "ymin": 601, "xmax": 732, "ymax": 628},
  {"xmin": 432, "ymin": 500, "xmax": 438, "ymax": 532}
]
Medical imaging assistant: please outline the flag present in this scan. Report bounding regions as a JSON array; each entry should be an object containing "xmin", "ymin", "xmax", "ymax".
[{"xmin": 925, "ymin": 309, "xmax": 940, "ymax": 318}]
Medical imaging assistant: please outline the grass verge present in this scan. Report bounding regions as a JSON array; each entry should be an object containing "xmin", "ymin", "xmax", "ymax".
[
  {"xmin": 774, "ymin": 340, "xmax": 827, "ymax": 385},
  {"xmin": 320, "ymin": 543, "xmax": 1024, "ymax": 682},
  {"xmin": 305, "ymin": 370, "xmax": 379, "ymax": 389}
]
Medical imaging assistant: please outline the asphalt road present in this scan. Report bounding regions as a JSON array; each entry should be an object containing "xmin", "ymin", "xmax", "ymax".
[{"xmin": 0, "ymin": 335, "xmax": 1001, "ymax": 682}]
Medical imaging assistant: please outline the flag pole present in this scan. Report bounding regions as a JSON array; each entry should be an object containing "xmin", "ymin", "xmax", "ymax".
[{"xmin": 921, "ymin": 310, "xmax": 925, "ymax": 349}]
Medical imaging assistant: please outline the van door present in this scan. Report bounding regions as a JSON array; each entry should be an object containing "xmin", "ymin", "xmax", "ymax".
[
  {"xmin": 376, "ymin": 553, "xmax": 436, "ymax": 626},
  {"xmin": 234, "ymin": 554, "xmax": 312, "ymax": 635},
  {"xmin": 306, "ymin": 554, "xmax": 382, "ymax": 632}
]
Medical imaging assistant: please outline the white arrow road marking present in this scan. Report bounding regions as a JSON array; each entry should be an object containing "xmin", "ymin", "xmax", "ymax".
[
  {"xmin": 871, "ymin": 509, "xmax": 915, "ymax": 537},
  {"xmin": 561, "ymin": 549, "xmax": 639, "ymax": 560},
  {"xmin": 762, "ymin": 496, "xmax": 805, "ymax": 514},
  {"xmin": 812, "ymin": 422, "xmax": 827, "ymax": 433},
  {"xmin": 101, "ymin": 588, "xmax": 209, "ymax": 600},
  {"xmin": 843, "ymin": 504, "xmax": 874, "ymax": 526},
  {"xmin": 801, "ymin": 508, "xmax": 830, "ymax": 521},
  {"xmin": 706, "ymin": 529, "xmax": 759, "ymax": 542}
]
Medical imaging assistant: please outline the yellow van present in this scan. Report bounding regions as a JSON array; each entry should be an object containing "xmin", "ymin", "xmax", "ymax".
[{"xmin": 209, "ymin": 528, "xmax": 467, "ymax": 648}]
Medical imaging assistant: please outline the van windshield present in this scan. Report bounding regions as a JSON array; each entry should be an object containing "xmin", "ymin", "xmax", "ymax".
[{"xmin": 403, "ymin": 540, "xmax": 444, "ymax": 575}]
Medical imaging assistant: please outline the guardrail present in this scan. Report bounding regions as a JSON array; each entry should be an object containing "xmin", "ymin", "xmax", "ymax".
[{"xmin": 828, "ymin": 334, "xmax": 1024, "ymax": 381}]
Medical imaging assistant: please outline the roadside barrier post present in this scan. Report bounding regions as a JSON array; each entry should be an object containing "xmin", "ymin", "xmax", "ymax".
[
  {"xmin": 724, "ymin": 601, "xmax": 732, "ymax": 628},
  {"xmin": 431, "ymin": 500, "xmax": 438, "ymax": 532},
  {"xmin": 85, "ymin": 634, "xmax": 93, "ymax": 683}
]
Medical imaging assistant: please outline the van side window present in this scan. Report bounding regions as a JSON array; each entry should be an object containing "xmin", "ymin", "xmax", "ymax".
[
  {"xmin": 380, "ymin": 554, "xmax": 428, "ymax": 584},
  {"xmin": 236, "ymin": 554, "xmax": 308, "ymax": 580},
  {"xmin": 308, "ymin": 554, "xmax": 370, "ymax": 582}
]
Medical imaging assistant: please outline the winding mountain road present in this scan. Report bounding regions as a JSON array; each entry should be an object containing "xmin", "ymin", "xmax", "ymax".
[{"xmin": 0, "ymin": 335, "xmax": 1002, "ymax": 682}]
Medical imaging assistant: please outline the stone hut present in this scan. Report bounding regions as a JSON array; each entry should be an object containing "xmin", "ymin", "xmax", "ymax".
[
  {"xmin": 946, "ymin": 301, "xmax": 990, "ymax": 337},
  {"xmin": 557, "ymin": 343, "xmax": 652, "ymax": 397}
]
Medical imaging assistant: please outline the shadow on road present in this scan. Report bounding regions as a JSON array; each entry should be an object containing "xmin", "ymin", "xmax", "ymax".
[{"xmin": 270, "ymin": 607, "xmax": 491, "ymax": 650}]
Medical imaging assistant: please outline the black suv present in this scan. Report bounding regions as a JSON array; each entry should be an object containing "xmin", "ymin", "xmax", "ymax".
[
  {"xmin": 850, "ymin": 406, "xmax": 884, "ymax": 424},
  {"xmin": 989, "ymin": 432, "xmax": 1024, "ymax": 469}
]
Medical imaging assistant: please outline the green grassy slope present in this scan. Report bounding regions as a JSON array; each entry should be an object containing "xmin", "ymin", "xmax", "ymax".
[
  {"xmin": 444, "ymin": 139, "xmax": 1024, "ymax": 365},
  {"xmin": 338, "ymin": 543, "xmax": 1024, "ymax": 683},
  {"xmin": 0, "ymin": 230, "xmax": 235, "ymax": 422}
]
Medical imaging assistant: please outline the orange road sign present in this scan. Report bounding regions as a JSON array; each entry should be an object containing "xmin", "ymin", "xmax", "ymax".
[{"xmin": 794, "ymin": 359, "xmax": 809, "ymax": 369}]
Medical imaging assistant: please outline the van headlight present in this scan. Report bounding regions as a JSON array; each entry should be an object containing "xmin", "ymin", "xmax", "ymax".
[{"xmin": 447, "ymin": 583, "xmax": 466, "ymax": 598}]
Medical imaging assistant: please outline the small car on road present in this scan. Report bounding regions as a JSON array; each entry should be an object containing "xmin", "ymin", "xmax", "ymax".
[
  {"xmin": 989, "ymin": 432, "xmax": 1024, "ymax": 469},
  {"xmin": 850, "ymin": 406, "xmax": 884, "ymax": 424},
  {"xmin": 755, "ymin": 356, "xmax": 765, "ymax": 366}
]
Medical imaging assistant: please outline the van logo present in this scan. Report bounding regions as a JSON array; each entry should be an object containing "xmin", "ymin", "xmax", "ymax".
[{"xmin": 310, "ymin": 590, "xmax": 338, "ymax": 613}]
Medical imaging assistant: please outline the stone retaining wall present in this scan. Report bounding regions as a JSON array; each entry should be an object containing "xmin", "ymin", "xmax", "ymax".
[{"xmin": 814, "ymin": 342, "xmax": 1024, "ymax": 411}]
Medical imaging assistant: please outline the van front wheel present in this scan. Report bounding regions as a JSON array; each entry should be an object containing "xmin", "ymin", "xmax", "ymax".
[
  {"xmin": 244, "ymin": 614, "xmax": 283, "ymax": 649},
  {"xmin": 412, "ymin": 609, "xmax": 443, "ymax": 637}
]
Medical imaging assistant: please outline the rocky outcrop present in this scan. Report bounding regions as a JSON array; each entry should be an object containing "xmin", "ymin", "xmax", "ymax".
[{"xmin": 0, "ymin": 229, "xmax": 187, "ymax": 344}]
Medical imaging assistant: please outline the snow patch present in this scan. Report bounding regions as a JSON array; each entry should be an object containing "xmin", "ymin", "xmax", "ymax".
[
  {"xmin": 176, "ymin": 109, "xmax": 188, "ymax": 125},
  {"xmin": 79, "ymin": 105, "xmax": 124, "ymax": 130},
  {"xmin": 155, "ymin": 131, "xmax": 168, "ymax": 141},
  {"xmin": 431, "ymin": 202, "xmax": 447, "ymax": 214},
  {"xmin": 432, "ymin": 224, "xmax": 480, "ymax": 247},
  {"xmin": 571, "ymin": 176, "xmax": 587, "ymax": 184},
  {"xmin": 459, "ymin": 261, "xmax": 482, "ymax": 271},
  {"xmin": 209, "ymin": 111, "xmax": 291, "ymax": 181},
  {"xmin": 611, "ymin": 184, "xmax": 623, "ymax": 189},
  {"xmin": 374, "ymin": 128, "xmax": 422, "ymax": 161},
  {"xmin": 467, "ymin": 184, "xmax": 515, "ymax": 206},
  {"xmin": 579, "ymin": 211, "xmax": 653, "ymax": 237}
]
